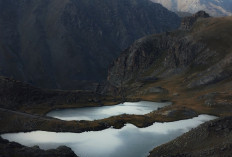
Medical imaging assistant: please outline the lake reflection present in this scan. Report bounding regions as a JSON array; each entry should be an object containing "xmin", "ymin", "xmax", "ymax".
[
  {"xmin": 46, "ymin": 101, "xmax": 171, "ymax": 121},
  {"xmin": 1, "ymin": 115, "xmax": 217, "ymax": 157}
]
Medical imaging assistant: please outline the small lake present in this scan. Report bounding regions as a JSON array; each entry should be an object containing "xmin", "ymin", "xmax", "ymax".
[
  {"xmin": 46, "ymin": 101, "xmax": 171, "ymax": 121},
  {"xmin": 1, "ymin": 115, "xmax": 217, "ymax": 157}
]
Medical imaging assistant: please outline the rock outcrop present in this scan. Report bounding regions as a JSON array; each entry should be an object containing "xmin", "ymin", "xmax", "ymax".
[
  {"xmin": 180, "ymin": 11, "xmax": 210, "ymax": 30},
  {"xmin": 0, "ymin": 137, "xmax": 78, "ymax": 157}
]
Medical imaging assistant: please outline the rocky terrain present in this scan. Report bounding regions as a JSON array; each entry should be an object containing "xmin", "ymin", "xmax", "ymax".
[
  {"xmin": 0, "ymin": 0, "xmax": 180, "ymax": 90},
  {"xmin": 179, "ymin": 11, "xmax": 210, "ymax": 30},
  {"xmin": 0, "ymin": 137, "xmax": 77, "ymax": 157},
  {"xmin": 107, "ymin": 12, "xmax": 232, "ymax": 99},
  {"xmin": 149, "ymin": 116, "xmax": 232, "ymax": 157},
  {"xmin": 150, "ymin": 0, "xmax": 232, "ymax": 17}
]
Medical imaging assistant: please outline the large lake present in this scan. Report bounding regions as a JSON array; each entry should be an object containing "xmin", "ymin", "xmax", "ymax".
[
  {"xmin": 1, "ymin": 115, "xmax": 217, "ymax": 157},
  {"xmin": 46, "ymin": 101, "xmax": 171, "ymax": 121}
]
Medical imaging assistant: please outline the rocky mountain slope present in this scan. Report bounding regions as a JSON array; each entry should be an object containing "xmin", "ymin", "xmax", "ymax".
[
  {"xmin": 150, "ymin": 0, "xmax": 232, "ymax": 16},
  {"xmin": 0, "ymin": 0, "xmax": 180, "ymax": 90},
  {"xmin": 106, "ymin": 12, "xmax": 232, "ymax": 116},
  {"xmin": 149, "ymin": 116, "xmax": 232, "ymax": 157},
  {"xmin": 107, "ymin": 12, "xmax": 232, "ymax": 92}
]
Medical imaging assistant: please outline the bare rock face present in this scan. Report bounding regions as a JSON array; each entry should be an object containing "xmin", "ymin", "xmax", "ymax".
[
  {"xmin": 106, "ymin": 15, "xmax": 232, "ymax": 93},
  {"xmin": 180, "ymin": 11, "xmax": 210, "ymax": 30},
  {"xmin": 107, "ymin": 32, "xmax": 205, "ymax": 89}
]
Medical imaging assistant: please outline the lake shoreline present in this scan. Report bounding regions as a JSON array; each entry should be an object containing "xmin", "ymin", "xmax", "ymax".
[
  {"xmin": 0, "ymin": 103, "xmax": 203, "ymax": 134},
  {"xmin": 46, "ymin": 101, "xmax": 172, "ymax": 121},
  {"xmin": 1, "ymin": 115, "xmax": 217, "ymax": 157},
  {"xmin": 0, "ymin": 97, "xmax": 229, "ymax": 157}
]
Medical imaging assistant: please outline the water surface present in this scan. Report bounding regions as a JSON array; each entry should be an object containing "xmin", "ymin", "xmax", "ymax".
[
  {"xmin": 47, "ymin": 101, "xmax": 171, "ymax": 121},
  {"xmin": 1, "ymin": 115, "xmax": 217, "ymax": 157}
]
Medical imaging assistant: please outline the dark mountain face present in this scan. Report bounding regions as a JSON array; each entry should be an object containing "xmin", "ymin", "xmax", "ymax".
[{"xmin": 0, "ymin": 0, "xmax": 180, "ymax": 89}]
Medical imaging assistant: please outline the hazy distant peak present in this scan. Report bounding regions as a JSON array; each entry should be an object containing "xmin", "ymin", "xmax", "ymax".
[{"xmin": 150, "ymin": 0, "xmax": 232, "ymax": 16}]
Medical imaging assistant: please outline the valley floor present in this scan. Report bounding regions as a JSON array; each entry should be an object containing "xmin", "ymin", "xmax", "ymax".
[{"xmin": 0, "ymin": 75, "xmax": 232, "ymax": 156}]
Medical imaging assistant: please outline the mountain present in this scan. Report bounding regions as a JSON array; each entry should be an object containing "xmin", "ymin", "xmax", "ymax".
[
  {"xmin": 107, "ymin": 11, "xmax": 232, "ymax": 90},
  {"xmin": 0, "ymin": 0, "xmax": 180, "ymax": 90},
  {"xmin": 106, "ymin": 11, "xmax": 232, "ymax": 112},
  {"xmin": 150, "ymin": 0, "xmax": 232, "ymax": 16}
]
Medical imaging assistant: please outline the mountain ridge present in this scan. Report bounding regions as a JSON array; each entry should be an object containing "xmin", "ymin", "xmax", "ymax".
[
  {"xmin": 0, "ymin": 0, "xmax": 180, "ymax": 90},
  {"xmin": 107, "ymin": 13, "xmax": 232, "ymax": 92}
]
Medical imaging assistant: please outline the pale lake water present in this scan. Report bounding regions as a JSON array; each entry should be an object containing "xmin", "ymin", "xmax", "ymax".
[
  {"xmin": 46, "ymin": 101, "xmax": 171, "ymax": 121},
  {"xmin": 1, "ymin": 115, "xmax": 217, "ymax": 157}
]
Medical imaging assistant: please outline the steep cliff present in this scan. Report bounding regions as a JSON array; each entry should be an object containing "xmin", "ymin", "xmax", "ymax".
[
  {"xmin": 107, "ymin": 12, "xmax": 232, "ymax": 96},
  {"xmin": 0, "ymin": 0, "xmax": 180, "ymax": 90}
]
